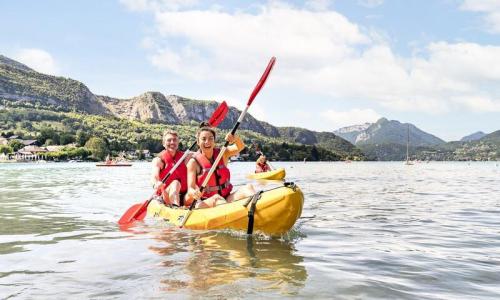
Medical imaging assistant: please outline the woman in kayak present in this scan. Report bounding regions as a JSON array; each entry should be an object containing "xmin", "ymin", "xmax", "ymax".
[
  {"xmin": 255, "ymin": 155, "xmax": 272, "ymax": 173},
  {"xmin": 186, "ymin": 126, "xmax": 255, "ymax": 208},
  {"xmin": 151, "ymin": 130, "xmax": 190, "ymax": 207}
]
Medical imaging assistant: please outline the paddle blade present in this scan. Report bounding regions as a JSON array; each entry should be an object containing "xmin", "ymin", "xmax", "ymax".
[
  {"xmin": 247, "ymin": 57, "xmax": 276, "ymax": 105},
  {"xmin": 207, "ymin": 101, "xmax": 228, "ymax": 128},
  {"xmin": 118, "ymin": 199, "xmax": 149, "ymax": 225}
]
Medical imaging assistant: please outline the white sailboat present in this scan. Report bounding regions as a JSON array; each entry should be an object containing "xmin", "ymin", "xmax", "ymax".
[{"xmin": 405, "ymin": 124, "xmax": 413, "ymax": 165}]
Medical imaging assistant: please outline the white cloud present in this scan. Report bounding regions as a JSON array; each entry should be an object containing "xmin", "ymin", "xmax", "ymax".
[
  {"xmin": 357, "ymin": 0, "xmax": 384, "ymax": 8},
  {"xmin": 122, "ymin": 1, "xmax": 500, "ymax": 114},
  {"xmin": 305, "ymin": 0, "xmax": 332, "ymax": 11},
  {"xmin": 14, "ymin": 48, "xmax": 59, "ymax": 75},
  {"xmin": 321, "ymin": 108, "xmax": 381, "ymax": 129},
  {"xmin": 119, "ymin": 0, "xmax": 198, "ymax": 12},
  {"xmin": 460, "ymin": 0, "xmax": 500, "ymax": 33},
  {"xmin": 453, "ymin": 95, "xmax": 500, "ymax": 112},
  {"xmin": 150, "ymin": 3, "xmax": 369, "ymax": 82}
]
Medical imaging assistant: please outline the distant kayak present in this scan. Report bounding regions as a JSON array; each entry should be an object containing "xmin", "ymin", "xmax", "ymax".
[
  {"xmin": 147, "ymin": 183, "xmax": 303, "ymax": 235},
  {"xmin": 247, "ymin": 167, "xmax": 286, "ymax": 180}
]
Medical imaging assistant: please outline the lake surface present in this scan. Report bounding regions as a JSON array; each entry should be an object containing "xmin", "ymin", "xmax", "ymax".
[{"xmin": 1, "ymin": 161, "xmax": 500, "ymax": 299}]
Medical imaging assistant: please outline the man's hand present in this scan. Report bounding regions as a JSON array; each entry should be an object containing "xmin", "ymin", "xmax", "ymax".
[
  {"xmin": 153, "ymin": 180, "xmax": 163, "ymax": 190},
  {"xmin": 188, "ymin": 187, "xmax": 202, "ymax": 200}
]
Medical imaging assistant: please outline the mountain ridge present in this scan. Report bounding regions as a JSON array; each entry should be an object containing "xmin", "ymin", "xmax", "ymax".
[
  {"xmin": 334, "ymin": 117, "xmax": 445, "ymax": 146},
  {"xmin": 0, "ymin": 54, "xmax": 362, "ymax": 159},
  {"xmin": 460, "ymin": 131, "xmax": 486, "ymax": 142}
]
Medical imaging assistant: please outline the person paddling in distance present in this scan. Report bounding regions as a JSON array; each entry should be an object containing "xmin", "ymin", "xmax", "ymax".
[
  {"xmin": 151, "ymin": 130, "xmax": 190, "ymax": 207},
  {"xmin": 255, "ymin": 154, "xmax": 272, "ymax": 173},
  {"xmin": 185, "ymin": 127, "xmax": 256, "ymax": 208}
]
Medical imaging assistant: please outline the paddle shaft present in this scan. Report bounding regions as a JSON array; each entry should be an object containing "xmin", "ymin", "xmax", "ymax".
[
  {"xmin": 199, "ymin": 106, "xmax": 248, "ymax": 190},
  {"xmin": 181, "ymin": 108, "xmax": 249, "ymax": 227},
  {"xmin": 180, "ymin": 57, "xmax": 276, "ymax": 228},
  {"xmin": 118, "ymin": 101, "xmax": 229, "ymax": 225},
  {"xmin": 137, "ymin": 141, "xmax": 197, "ymax": 213},
  {"xmin": 158, "ymin": 141, "xmax": 196, "ymax": 186}
]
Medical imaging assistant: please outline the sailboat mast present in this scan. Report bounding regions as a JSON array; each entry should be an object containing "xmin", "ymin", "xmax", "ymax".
[{"xmin": 406, "ymin": 124, "xmax": 410, "ymax": 163}]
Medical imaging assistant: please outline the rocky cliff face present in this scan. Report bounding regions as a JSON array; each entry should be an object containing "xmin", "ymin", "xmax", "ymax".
[
  {"xmin": 334, "ymin": 123, "xmax": 373, "ymax": 144},
  {"xmin": 98, "ymin": 92, "xmax": 180, "ymax": 123}
]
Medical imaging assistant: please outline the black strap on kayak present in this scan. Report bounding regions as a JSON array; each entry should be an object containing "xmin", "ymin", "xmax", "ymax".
[
  {"xmin": 246, "ymin": 190, "xmax": 263, "ymax": 235},
  {"xmin": 283, "ymin": 181, "xmax": 297, "ymax": 191}
]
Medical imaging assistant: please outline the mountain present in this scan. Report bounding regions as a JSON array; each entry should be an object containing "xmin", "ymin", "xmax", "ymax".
[
  {"xmin": 0, "ymin": 55, "xmax": 362, "ymax": 159},
  {"xmin": 481, "ymin": 130, "xmax": 500, "ymax": 142},
  {"xmin": 0, "ymin": 55, "xmax": 33, "ymax": 72},
  {"xmin": 333, "ymin": 122, "xmax": 372, "ymax": 144},
  {"xmin": 460, "ymin": 131, "xmax": 486, "ymax": 142},
  {"xmin": 0, "ymin": 55, "xmax": 109, "ymax": 114},
  {"xmin": 335, "ymin": 118, "xmax": 445, "ymax": 146},
  {"xmin": 434, "ymin": 130, "xmax": 500, "ymax": 161},
  {"xmin": 335, "ymin": 118, "xmax": 448, "ymax": 160}
]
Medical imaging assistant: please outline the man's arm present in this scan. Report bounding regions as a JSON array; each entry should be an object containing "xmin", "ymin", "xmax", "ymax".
[{"xmin": 151, "ymin": 157, "xmax": 163, "ymax": 188}]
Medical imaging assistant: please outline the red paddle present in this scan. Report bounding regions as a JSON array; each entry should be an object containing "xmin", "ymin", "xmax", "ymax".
[
  {"xmin": 180, "ymin": 56, "xmax": 276, "ymax": 228},
  {"xmin": 118, "ymin": 101, "xmax": 229, "ymax": 225}
]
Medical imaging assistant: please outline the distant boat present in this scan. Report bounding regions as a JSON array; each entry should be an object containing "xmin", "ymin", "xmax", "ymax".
[
  {"xmin": 96, "ymin": 162, "xmax": 132, "ymax": 167},
  {"xmin": 96, "ymin": 155, "xmax": 132, "ymax": 167},
  {"xmin": 405, "ymin": 124, "xmax": 414, "ymax": 165}
]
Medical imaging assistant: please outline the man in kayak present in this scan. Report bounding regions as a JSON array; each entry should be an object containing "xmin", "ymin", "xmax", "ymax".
[
  {"xmin": 186, "ymin": 126, "xmax": 255, "ymax": 208},
  {"xmin": 151, "ymin": 130, "xmax": 190, "ymax": 207},
  {"xmin": 255, "ymin": 154, "xmax": 272, "ymax": 173}
]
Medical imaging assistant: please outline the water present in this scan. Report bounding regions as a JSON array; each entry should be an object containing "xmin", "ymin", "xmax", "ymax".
[{"xmin": 1, "ymin": 161, "xmax": 500, "ymax": 299}]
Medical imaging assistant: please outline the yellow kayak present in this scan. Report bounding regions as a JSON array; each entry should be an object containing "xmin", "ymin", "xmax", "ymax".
[
  {"xmin": 247, "ymin": 167, "xmax": 286, "ymax": 180},
  {"xmin": 147, "ymin": 183, "xmax": 303, "ymax": 235}
]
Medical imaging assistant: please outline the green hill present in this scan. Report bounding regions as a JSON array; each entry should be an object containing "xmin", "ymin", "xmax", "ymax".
[{"xmin": 0, "ymin": 54, "xmax": 364, "ymax": 161}]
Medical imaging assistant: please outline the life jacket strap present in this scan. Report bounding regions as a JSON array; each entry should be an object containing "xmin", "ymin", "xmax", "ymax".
[{"xmin": 203, "ymin": 182, "xmax": 231, "ymax": 193}]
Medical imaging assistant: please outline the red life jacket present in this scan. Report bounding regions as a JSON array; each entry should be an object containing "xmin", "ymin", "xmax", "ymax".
[
  {"xmin": 157, "ymin": 150, "xmax": 188, "ymax": 195},
  {"xmin": 255, "ymin": 162, "xmax": 271, "ymax": 173},
  {"xmin": 194, "ymin": 148, "xmax": 232, "ymax": 199}
]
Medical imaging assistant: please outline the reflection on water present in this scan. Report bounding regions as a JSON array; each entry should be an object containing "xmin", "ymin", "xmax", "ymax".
[
  {"xmin": 1, "ymin": 161, "xmax": 500, "ymax": 299},
  {"xmin": 149, "ymin": 229, "xmax": 307, "ymax": 297}
]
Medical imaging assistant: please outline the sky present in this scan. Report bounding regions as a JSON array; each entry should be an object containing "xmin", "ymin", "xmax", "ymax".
[{"xmin": 1, "ymin": 0, "xmax": 500, "ymax": 141}]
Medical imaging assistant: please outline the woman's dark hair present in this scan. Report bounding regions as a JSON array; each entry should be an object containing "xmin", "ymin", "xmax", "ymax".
[{"xmin": 196, "ymin": 127, "xmax": 216, "ymax": 139}]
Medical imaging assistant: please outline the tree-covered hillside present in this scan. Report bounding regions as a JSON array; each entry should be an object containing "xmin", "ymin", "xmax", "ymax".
[{"xmin": 0, "ymin": 107, "xmax": 363, "ymax": 161}]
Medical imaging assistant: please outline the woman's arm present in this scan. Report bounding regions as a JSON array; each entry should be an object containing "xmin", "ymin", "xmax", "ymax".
[{"xmin": 223, "ymin": 134, "xmax": 245, "ymax": 163}]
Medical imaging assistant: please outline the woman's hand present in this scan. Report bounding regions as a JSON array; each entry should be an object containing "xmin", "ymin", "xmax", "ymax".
[{"xmin": 225, "ymin": 133, "xmax": 236, "ymax": 144}]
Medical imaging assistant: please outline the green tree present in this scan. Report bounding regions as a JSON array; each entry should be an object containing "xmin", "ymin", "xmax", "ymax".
[
  {"xmin": 60, "ymin": 133, "xmax": 75, "ymax": 145},
  {"xmin": 0, "ymin": 145, "xmax": 13, "ymax": 154},
  {"xmin": 84, "ymin": 137, "xmax": 109, "ymax": 160},
  {"xmin": 8, "ymin": 140, "xmax": 24, "ymax": 152},
  {"xmin": 311, "ymin": 145, "xmax": 320, "ymax": 161},
  {"xmin": 278, "ymin": 148, "xmax": 290, "ymax": 160},
  {"xmin": 38, "ymin": 127, "xmax": 57, "ymax": 145},
  {"xmin": 76, "ymin": 130, "xmax": 89, "ymax": 147}
]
